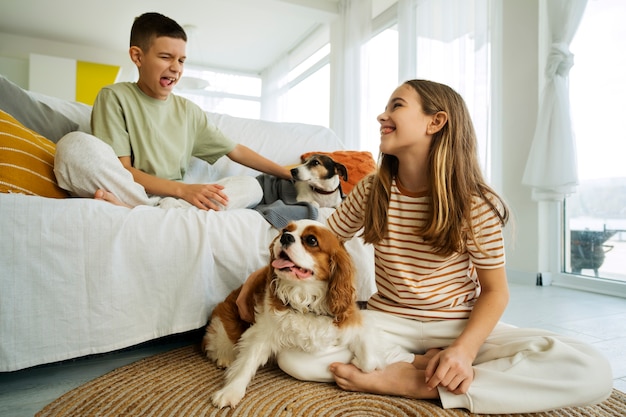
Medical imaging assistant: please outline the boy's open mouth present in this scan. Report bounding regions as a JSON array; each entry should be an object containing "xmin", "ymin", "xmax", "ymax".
[{"xmin": 160, "ymin": 77, "xmax": 177, "ymax": 87}]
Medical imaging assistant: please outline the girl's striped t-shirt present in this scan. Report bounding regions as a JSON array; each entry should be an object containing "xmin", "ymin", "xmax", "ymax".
[{"xmin": 327, "ymin": 176, "xmax": 505, "ymax": 321}]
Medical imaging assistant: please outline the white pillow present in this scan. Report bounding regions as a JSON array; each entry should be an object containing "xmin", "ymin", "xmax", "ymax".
[
  {"xmin": 27, "ymin": 91, "xmax": 92, "ymax": 134},
  {"xmin": 204, "ymin": 112, "xmax": 344, "ymax": 179}
]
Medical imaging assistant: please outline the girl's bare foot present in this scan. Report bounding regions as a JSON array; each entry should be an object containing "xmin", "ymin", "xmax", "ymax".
[
  {"xmin": 94, "ymin": 189, "xmax": 131, "ymax": 208},
  {"xmin": 329, "ymin": 361, "xmax": 439, "ymax": 399}
]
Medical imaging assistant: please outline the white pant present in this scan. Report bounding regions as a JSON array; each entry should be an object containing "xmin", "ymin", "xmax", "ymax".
[
  {"xmin": 277, "ymin": 310, "xmax": 613, "ymax": 414},
  {"xmin": 54, "ymin": 131, "xmax": 262, "ymax": 209}
]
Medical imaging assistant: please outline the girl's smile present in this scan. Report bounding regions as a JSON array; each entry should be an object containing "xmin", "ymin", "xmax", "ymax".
[{"xmin": 380, "ymin": 125, "xmax": 395, "ymax": 135}]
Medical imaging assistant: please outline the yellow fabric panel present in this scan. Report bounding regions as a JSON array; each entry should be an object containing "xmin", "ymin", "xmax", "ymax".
[
  {"xmin": 0, "ymin": 110, "xmax": 69, "ymax": 198},
  {"xmin": 76, "ymin": 61, "xmax": 120, "ymax": 105}
]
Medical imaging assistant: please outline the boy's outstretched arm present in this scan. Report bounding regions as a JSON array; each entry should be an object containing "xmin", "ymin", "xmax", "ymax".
[{"xmin": 227, "ymin": 144, "xmax": 292, "ymax": 180}]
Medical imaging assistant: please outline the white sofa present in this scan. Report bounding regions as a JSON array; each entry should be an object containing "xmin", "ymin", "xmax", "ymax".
[{"xmin": 0, "ymin": 79, "xmax": 375, "ymax": 372}]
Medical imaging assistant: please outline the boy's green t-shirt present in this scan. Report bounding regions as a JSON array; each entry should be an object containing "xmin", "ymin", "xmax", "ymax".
[{"xmin": 91, "ymin": 82, "xmax": 236, "ymax": 181}]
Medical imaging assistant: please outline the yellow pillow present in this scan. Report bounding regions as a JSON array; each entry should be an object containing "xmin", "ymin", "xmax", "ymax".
[{"xmin": 0, "ymin": 110, "xmax": 69, "ymax": 198}]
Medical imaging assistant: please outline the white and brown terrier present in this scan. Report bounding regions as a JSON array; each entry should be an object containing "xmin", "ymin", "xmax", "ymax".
[
  {"xmin": 291, "ymin": 154, "xmax": 348, "ymax": 208},
  {"xmin": 203, "ymin": 220, "xmax": 385, "ymax": 409}
]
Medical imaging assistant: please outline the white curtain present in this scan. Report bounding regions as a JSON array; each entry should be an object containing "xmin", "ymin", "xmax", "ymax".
[
  {"xmin": 261, "ymin": 54, "xmax": 289, "ymax": 122},
  {"xmin": 408, "ymin": 0, "xmax": 491, "ymax": 174},
  {"xmin": 330, "ymin": 0, "xmax": 371, "ymax": 150},
  {"xmin": 522, "ymin": 0, "xmax": 588, "ymax": 201},
  {"xmin": 397, "ymin": 0, "xmax": 417, "ymax": 82}
]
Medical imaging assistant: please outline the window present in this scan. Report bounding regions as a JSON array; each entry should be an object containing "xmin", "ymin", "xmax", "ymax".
[
  {"xmin": 565, "ymin": 0, "xmax": 626, "ymax": 283},
  {"xmin": 175, "ymin": 67, "xmax": 262, "ymax": 119},
  {"xmin": 284, "ymin": 63, "xmax": 330, "ymax": 127},
  {"xmin": 284, "ymin": 44, "xmax": 331, "ymax": 127},
  {"xmin": 363, "ymin": 26, "xmax": 399, "ymax": 158}
]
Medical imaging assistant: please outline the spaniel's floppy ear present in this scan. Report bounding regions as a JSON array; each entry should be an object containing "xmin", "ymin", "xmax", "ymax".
[{"xmin": 326, "ymin": 243, "xmax": 357, "ymax": 325}]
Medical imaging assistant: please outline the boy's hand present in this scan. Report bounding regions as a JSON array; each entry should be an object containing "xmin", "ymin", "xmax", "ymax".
[
  {"xmin": 180, "ymin": 183, "xmax": 229, "ymax": 210},
  {"xmin": 424, "ymin": 345, "xmax": 475, "ymax": 394}
]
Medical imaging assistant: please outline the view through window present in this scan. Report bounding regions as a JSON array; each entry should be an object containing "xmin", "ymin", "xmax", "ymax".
[
  {"xmin": 565, "ymin": 0, "xmax": 626, "ymax": 283},
  {"xmin": 284, "ymin": 44, "xmax": 331, "ymax": 127}
]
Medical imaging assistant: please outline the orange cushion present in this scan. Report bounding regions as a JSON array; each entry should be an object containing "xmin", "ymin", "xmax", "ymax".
[
  {"xmin": 300, "ymin": 150, "xmax": 376, "ymax": 194},
  {"xmin": 0, "ymin": 110, "xmax": 69, "ymax": 198}
]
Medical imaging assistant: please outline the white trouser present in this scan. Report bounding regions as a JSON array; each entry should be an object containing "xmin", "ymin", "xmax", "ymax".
[
  {"xmin": 276, "ymin": 310, "xmax": 613, "ymax": 414},
  {"xmin": 54, "ymin": 131, "xmax": 262, "ymax": 209}
]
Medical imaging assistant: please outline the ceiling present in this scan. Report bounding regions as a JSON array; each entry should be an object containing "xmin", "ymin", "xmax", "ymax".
[{"xmin": 0, "ymin": 0, "xmax": 345, "ymax": 74}]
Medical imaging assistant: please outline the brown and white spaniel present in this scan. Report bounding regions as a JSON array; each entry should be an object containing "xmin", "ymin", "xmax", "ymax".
[{"xmin": 202, "ymin": 219, "xmax": 384, "ymax": 409}]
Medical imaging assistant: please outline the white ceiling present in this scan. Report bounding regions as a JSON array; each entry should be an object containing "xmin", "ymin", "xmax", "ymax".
[{"xmin": 0, "ymin": 0, "xmax": 345, "ymax": 74}]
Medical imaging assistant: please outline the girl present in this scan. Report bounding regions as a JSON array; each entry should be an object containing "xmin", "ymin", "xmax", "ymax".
[{"xmin": 237, "ymin": 80, "xmax": 612, "ymax": 414}]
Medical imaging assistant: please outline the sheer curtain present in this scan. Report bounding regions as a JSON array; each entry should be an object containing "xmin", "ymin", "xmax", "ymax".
[
  {"xmin": 397, "ymin": 0, "xmax": 417, "ymax": 82},
  {"xmin": 330, "ymin": 0, "xmax": 371, "ymax": 149},
  {"xmin": 403, "ymin": 0, "xmax": 492, "ymax": 174},
  {"xmin": 522, "ymin": 0, "xmax": 588, "ymax": 201},
  {"xmin": 520, "ymin": 0, "xmax": 588, "ymax": 285},
  {"xmin": 261, "ymin": 54, "xmax": 289, "ymax": 122}
]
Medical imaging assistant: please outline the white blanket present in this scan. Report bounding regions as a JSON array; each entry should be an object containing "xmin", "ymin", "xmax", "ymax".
[{"xmin": 0, "ymin": 108, "xmax": 375, "ymax": 372}]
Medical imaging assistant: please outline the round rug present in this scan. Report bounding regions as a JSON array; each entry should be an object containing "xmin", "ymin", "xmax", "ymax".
[{"xmin": 36, "ymin": 345, "xmax": 626, "ymax": 417}]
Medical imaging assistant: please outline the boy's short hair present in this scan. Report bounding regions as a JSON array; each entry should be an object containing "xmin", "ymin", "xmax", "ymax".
[{"xmin": 130, "ymin": 12, "xmax": 187, "ymax": 51}]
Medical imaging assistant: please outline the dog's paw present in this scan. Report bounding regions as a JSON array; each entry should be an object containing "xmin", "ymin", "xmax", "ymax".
[
  {"xmin": 212, "ymin": 386, "xmax": 246, "ymax": 409},
  {"xmin": 215, "ymin": 355, "xmax": 235, "ymax": 369},
  {"xmin": 351, "ymin": 343, "xmax": 387, "ymax": 373},
  {"xmin": 351, "ymin": 354, "xmax": 380, "ymax": 373}
]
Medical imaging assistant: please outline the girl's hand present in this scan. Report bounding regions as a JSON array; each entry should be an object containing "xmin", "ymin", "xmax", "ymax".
[
  {"xmin": 236, "ymin": 268, "xmax": 264, "ymax": 323},
  {"xmin": 424, "ymin": 345, "xmax": 475, "ymax": 394}
]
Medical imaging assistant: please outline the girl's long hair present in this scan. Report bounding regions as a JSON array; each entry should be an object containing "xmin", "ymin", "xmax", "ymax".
[{"xmin": 361, "ymin": 80, "xmax": 509, "ymax": 256}]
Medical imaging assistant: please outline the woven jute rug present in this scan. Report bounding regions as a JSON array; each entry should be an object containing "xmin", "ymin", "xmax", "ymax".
[{"xmin": 37, "ymin": 345, "xmax": 626, "ymax": 417}]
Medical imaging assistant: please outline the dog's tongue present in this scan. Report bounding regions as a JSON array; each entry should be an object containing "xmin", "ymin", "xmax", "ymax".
[{"xmin": 271, "ymin": 259, "xmax": 313, "ymax": 279}]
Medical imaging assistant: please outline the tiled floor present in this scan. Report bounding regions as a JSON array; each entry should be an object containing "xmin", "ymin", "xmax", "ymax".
[{"xmin": 1, "ymin": 282, "xmax": 625, "ymax": 417}]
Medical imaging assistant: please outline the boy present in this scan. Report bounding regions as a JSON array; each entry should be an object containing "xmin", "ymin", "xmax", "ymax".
[{"xmin": 54, "ymin": 12, "xmax": 291, "ymax": 210}]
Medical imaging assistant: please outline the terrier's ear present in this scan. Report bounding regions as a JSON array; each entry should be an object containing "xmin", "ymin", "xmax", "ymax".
[{"xmin": 335, "ymin": 162, "xmax": 349, "ymax": 182}]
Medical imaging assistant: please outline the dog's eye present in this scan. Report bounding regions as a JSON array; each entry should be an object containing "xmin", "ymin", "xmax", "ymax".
[
  {"xmin": 303, "ymin": 234, "xmax": 318, "ymax": 247},
  {"xmin": 309, "ymin": 160, "xmax": 319, "ymax": 166}
]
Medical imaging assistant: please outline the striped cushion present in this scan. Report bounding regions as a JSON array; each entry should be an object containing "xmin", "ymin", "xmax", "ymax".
[{"xmin": 0, "ymin": 110, "xmax": 69, "ymax": 198}]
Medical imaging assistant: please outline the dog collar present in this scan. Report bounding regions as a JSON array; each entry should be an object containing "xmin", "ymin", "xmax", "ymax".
[{"xmin": 310, "ymin": 185, "xmax": 340, "ymax": 195}]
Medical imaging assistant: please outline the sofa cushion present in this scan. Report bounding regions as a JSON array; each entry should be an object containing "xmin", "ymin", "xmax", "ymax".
[
  {"xmin": 0, "ymin": 75, "xmax": 78, "ymax": 142},
  {"xmin": 0, "ymin": 110, "xmax": 69, "ymax": 198},
  {"xmin": 27, "ymin": 90, "xmax": 92, "ymax": 134},
  {"xmin": 300, "ymin": 150, "xmax": 377, "ymax": 194}
]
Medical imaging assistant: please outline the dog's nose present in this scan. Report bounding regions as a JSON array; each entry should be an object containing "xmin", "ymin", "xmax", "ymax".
[
  {"xmin": 280, "ymin": 232, "xmax": 296, "ymax": 246},
  {"xmin": 290, "ymin": 168, "xmax": 298, "ymax": 179}
]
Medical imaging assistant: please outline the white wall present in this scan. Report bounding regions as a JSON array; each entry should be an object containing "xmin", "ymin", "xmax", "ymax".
[
  {"xmin": 29, "ymin": 54, "xmax": 76, "ymax": 100},
  {"xmin": 0, "ymin": 32, "xmax": 135, "ymax": 89},
  {"xmin": 500, "ymin": 0, "xmax": 540, "ymax": 284}
]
